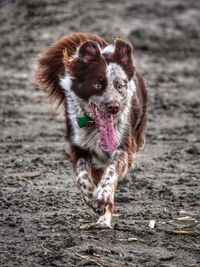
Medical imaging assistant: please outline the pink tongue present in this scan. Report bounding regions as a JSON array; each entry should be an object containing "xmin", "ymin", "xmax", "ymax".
[{"xmin": 97, "ymin": 113, "xmax": 120, "ymax": 152}]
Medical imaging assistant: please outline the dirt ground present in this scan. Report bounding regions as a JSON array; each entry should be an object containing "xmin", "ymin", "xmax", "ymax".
[{"xmin": 0, "ymin": 0, "xmax": 200, "ymax": 266}]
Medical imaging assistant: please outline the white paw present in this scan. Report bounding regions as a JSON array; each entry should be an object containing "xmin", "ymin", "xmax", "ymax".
[
  {"xmin": 96, "ymin": 215, "xmax": 112, "ymax": 228},
  {"xmin": 96, "ymin": 204, "xmax": 113, "ymax": 228}
]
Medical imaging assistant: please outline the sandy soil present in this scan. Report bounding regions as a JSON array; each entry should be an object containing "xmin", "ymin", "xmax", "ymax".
[{"xmin": 0, "ymin": 0, "xmax": 200, "ymax": 266}]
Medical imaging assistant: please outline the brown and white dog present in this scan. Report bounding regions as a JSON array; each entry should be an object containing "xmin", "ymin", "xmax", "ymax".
[{"xmin": 35, "ymin": 32, "xmax": 148, "ymax": 228}]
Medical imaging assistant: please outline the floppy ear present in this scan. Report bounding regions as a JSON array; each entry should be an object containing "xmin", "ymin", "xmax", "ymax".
[
  {"xmin": 113, "ymin": 38, "xmax": 134, "ymax": 79},
  {"xmin": 78, "ymin": 41, "xmax": 101, "ymax": 64}
]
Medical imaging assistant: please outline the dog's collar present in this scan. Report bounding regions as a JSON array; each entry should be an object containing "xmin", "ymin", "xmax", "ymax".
[{"xmin": 76, "ymin": 116, "xmax": 95, "ymax": 128}]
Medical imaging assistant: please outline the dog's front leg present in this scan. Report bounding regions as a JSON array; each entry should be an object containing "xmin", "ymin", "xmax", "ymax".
[
  {"xmin": 94, "ymin": 150, "xmax": 128, "ymax": 227},
  {"xmin": 75, "ymin": 158, "xmax": 96, "ymax": 210}
]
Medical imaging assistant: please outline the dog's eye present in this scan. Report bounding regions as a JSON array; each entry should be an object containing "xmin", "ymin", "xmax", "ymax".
[
  {"xmin": 93, "ymin": 82, "xmax": 102, "ymax": 90},
  {"xmin": 117, "ymin": 83, "xmax": 124, "ymax": 90}
]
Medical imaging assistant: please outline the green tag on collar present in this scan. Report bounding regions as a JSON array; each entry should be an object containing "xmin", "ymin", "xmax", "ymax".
[{"xmin": 76, "ymin": 116, "xmax": 94, "ymax": 128}]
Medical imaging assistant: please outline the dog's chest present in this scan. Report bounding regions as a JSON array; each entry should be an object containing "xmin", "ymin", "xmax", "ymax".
[
  {"xmin": 66, "ymin": 97, "xmax": 108, "ymax": 160},
  {"xmin": 74, "ymin": 125, "xmax": 101, "ymax": 152},
  {"xmin": 72, "ymin": 122, "xmax": 110, "ymax": 168}
]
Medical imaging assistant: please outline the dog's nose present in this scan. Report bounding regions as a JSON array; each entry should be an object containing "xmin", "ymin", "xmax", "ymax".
[{"xmin": 106, "ymin": 101, "xmax": 120, "ymax": 115}]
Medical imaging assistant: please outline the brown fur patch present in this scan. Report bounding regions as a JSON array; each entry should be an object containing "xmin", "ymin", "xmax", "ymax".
[
  {"xmin": 91, "ymin": 168, "xmax": 104, "ymax": 185},
  {"xmin": 35, "ymin": 32, "xmax": 107, "ymax": 111}
]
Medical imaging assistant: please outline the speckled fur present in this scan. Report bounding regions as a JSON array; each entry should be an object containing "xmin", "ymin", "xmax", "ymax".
[{"xmin": 35, "ymin": 32, "xmax": 148, "ymax": 227}]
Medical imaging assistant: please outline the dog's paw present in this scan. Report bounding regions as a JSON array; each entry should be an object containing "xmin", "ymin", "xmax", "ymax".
[
  {"xmin": 93, "ymin": 184, "xmax": 113, "ymax": 211},
  {"xmin": 96, "ymin": 215, "xmax": 112, "ymax": 228},
  {"xmin": 96, "ymin": 203, "xmax": 113, "ymax": 228}
]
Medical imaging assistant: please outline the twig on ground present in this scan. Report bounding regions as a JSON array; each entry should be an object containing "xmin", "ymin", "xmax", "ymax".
[
  {"xmin": 75, "ymin": 253, "xmax": 104, "ymax": 267},
  {"xmin": 75, "ymin": 252, "xmax": 134, "ymax": 267}
]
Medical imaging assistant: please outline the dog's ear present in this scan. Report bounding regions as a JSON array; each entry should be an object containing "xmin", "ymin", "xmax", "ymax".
[
  {"xmin": 114, "ymin": 39, "xmax": 133, "ymax": 63},
  {"xmin": 113, "ymin": 38, "xmax": 134, "ymax": 79},
  {"xmin": 78, "ymin": 41, "xmax": 101, "ymax": 64}
]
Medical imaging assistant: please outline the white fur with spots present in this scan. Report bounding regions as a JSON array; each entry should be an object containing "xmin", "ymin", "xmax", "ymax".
[{"xmin": 60, "ymin": 60, "xmax": 135, "ymax": 227}]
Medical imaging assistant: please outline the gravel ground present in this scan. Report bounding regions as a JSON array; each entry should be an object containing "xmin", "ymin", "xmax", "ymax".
[{"xmin": 0, "ymin": 0, "xmax": 200, "ymax": 266}]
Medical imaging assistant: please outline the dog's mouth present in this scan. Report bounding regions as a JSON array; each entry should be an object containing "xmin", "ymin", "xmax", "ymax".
[{"xmin": 91, "ymin": 103, "xmax": 120, "ymax": 152}]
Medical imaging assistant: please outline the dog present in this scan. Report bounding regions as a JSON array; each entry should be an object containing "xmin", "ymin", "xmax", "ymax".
[{"xmin": 35, "ymin": 32, "xmax": 148, "ymax": 228}]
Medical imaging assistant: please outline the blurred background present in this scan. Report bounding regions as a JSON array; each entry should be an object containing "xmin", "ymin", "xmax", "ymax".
[{"xmin": 0, "ymin": 0, "xmax": 200, "ymax": 266}]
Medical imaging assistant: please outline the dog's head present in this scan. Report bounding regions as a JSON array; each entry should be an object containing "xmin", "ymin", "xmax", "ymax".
[{"xmin": 61, "ymin": 39, "xmax": 136, "ymax": 151}]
